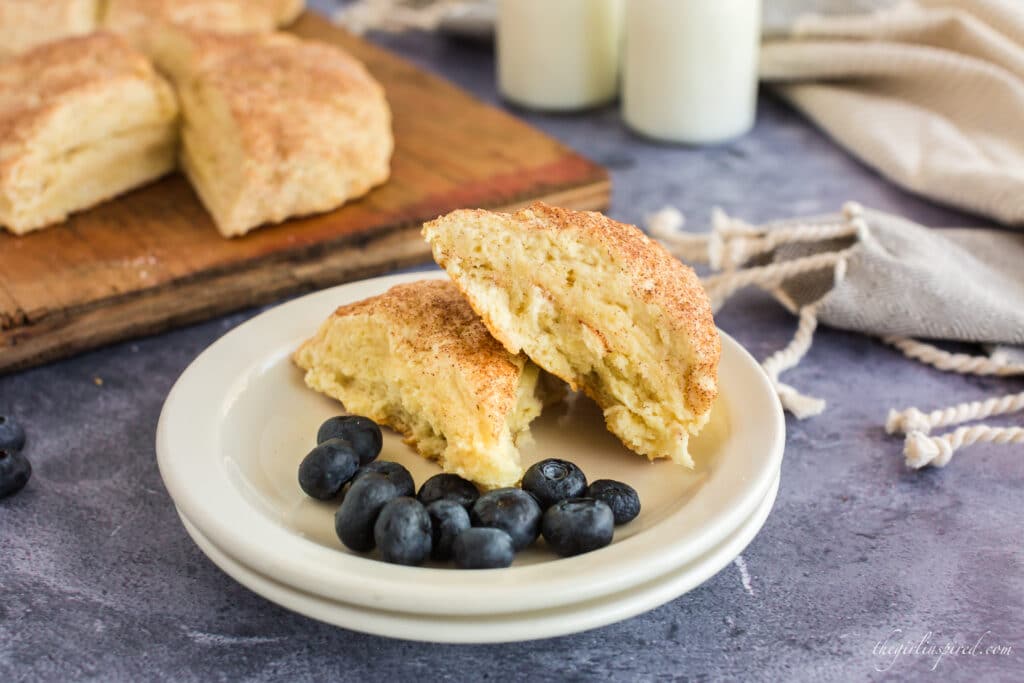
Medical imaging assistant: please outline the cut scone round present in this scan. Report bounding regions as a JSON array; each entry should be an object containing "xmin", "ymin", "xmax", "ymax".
[
  {"xmin": 423, "ymin": 202, "xmax": 720, "ymax": 467},
  {"xmin": 293, "ymin": 279, "xmax": 554, "ymax": 489}
]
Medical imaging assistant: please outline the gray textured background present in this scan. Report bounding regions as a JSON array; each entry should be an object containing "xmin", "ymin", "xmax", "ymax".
[{"xmin": 2, "ymin": 3, "xmax": 1022, "ymax": 681}]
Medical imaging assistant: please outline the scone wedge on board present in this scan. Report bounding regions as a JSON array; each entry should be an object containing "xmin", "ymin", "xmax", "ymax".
[
  {"xmin": 294, "ymin": 279, "xmax": 554, "ymax": 489},
  {"xmin": 104, "ymin": 0, "xmax": 305, "ymax": 37},
  {"xmin": 0, "ymin": 33, "xmax": 179, "ymax": 235},
  {"xmin": 146, "ymin": 29, "xmax": 391, "ymax": 238},
  {"xmin": 424, "ymin": 203, "xmax": 720, "ymax": 467}
]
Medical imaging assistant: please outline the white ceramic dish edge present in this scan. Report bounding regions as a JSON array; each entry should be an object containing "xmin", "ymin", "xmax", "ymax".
[{"xmin": 178, "ymin": 475, "xmax": 779, "ymax": 643}]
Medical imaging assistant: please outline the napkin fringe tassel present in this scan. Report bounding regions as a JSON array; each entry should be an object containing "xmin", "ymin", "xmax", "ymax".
[{"xmin": 647, "ymin": 202, "xmax": 1024, "ymax": 470}]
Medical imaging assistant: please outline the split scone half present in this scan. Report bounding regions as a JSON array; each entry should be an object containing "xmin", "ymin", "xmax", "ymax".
[
  {"xmin": 104, "ymin": 0, "xmax": 304, "ymax": 36},
  {"xmin": 423, "ymin": 203, "xmax": 721, "ymax": 467},
  {"xmin": 294, "ymin": 279, "xmax": 554, "ymax": 489},
  {"xmin": 0, "ymin": 0, "xmax": 99, "ymax": 60},
  {"xmin": 0, "ymin": 34, "xmax": 179, "ymax": 235},
  {"xmin": 146, "ymin": 29, "xmax": 391, "ymax": 238}
]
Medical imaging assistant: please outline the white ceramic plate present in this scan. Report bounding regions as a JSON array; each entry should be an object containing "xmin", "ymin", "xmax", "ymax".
[
  {"xmin": 157, "ymin": 272, "xmax": 784, "ymax": 617},
  {"xmin": 178, "ymin": 475, "xmax": 778, "ymax": 643}
]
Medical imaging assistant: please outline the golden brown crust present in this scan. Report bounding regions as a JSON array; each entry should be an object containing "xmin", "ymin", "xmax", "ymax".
[
  {"xmin": 104, "ymin": 0, "xmax": 304, "ymax": 35},
  {"xmin": 0, "ymin": 0, "xmax": 98, "ymax": 59},
  {"xmin": 296, "ymin": 279, "xmax": 527, "ymax": 423},
  {"xmin": 0, "ymin": 33, "xmax": 177, "ymax": 189},
  {"xmin": 149, "ymin": 28, "xmax": 391, "ymax": 236},
  {"xmin": 166, "ymin": 30, "xmax": 385, "ymax": 167},
  {"xmin": 429, "ymin": 202, "xmax": 721, "ymax": 419}
]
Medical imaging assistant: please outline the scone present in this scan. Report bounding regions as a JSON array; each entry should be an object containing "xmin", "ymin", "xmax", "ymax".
[
  {"xmin": 0, "ymin": 34, "xmax": 179, "ymax": 235},
  {"xmin": 0, "ymin": 0, "xmax": 99, "ymax": 60},
  {"xmin": 294, "ymin": 279, "xmax": 552, "ymax": 489},
  {"xmin": 147, "ymin": 29, "xmax": 392, "ymax": 237},
  {"xmin": 104, "ymin": 0, "xmax": 304, "ymax": 36},
  {"xmin": 423, "ymin": 203, "xmax": 720, "ymax": 467}
]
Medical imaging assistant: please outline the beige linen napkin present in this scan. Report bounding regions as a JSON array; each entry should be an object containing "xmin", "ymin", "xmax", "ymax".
[
  {"xmin": 647, "ymin": 203, "xmax": 1024, "ymax": 470},
  {"xmin": 761, "ymin": 0, "xmax": 1024, "ymax": 225}
]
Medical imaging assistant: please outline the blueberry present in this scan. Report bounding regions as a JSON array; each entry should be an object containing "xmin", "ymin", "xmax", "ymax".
[
  {"xmin": 297, "ymin": 438, "xmax": 360, "ymax": 500},
  {"xmin": 317, "ymin": 415, "xmax": 382, "ymax": 465},
  {"xmin": 586, "ymin": 479, "xmax": 641, "ymax": 525},
  {"xmin": 0, "ymin": 416, "xmax": 26, "ymax": 453},
  {"xmin": 426, "ymin": 499, "xmax": 471, "ymax": 561},
  {"xmin": 418, "ymin": 473, "xmax": 479, "ymax": 509},
  {"xmin": 470, "ymin": 488, "xmax": 541, "ymax": 551},
  {"xmin": 374, "ymin": 497, "xmax": 432, "ymax": 566},
  {"xmin": 521, "ymin": 458, "xmax": 587, "ymax": 509},
  {"xmin": 0, "ymin": 449, "xmax": 31, "ymax": 499},
  {"xmin": 453, "ymin": 528, "xmax": 515, "ymax": 569},
  {"xmin": 353, "ymin": 460, "xmax": 415, "ymax": 498},
  {"xmin": 541, "ymin": 498, "xmax": 614, "ymax": 557},
  {"xmin": 334, "ymin": 473, "xmax": 398, "ymax": 552}
]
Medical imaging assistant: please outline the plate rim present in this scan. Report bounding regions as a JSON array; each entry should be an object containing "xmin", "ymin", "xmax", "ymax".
[
  {"xmin": 156, "ymin": 272, "xmax": 785, "ymax": 616},
  {"xmin": 178, "ymin": 475, "xmax": 780, "ymax": 643}
]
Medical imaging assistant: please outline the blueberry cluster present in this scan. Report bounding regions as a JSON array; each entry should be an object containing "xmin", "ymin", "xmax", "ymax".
[
  {"xmin": 0, "ymin": 415, "xmax": 30, "ymax": 499},
  {"xmin": 299, "ymin": 416, "xmax": 641, "ymax": 569},
  {"xmin": 523, "ymin": 458, "xmax": 640, "ymax": 556}
]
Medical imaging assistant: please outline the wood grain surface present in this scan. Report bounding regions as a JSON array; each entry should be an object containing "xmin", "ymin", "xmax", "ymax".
[{"xmin": 0, "ymin": 12, "xmax": 609, "ymax": 374}]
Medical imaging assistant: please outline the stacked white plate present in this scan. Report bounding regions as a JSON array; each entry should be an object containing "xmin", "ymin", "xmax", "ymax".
[{"xmin": 157, "ymin": 272, "xmax": 785, "ymax": 643}]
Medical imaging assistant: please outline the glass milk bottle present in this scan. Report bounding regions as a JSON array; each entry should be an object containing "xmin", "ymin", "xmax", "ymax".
[
  {"xmin": 497, "ymin": 0, "xmax": 624, "ymax": 111},
  {"xmin": 623, "ymin": 0, "xmax": 762, "ymax": 144}
]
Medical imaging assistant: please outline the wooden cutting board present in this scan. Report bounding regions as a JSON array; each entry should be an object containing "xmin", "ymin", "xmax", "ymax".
[{"xmin": 0, "ymin": 13, "xmax": 609, "ymax": 374}]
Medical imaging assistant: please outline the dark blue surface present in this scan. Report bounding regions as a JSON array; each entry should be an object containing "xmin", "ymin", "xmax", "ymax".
[{"xmin": 2, "ymin": 5, "xmax": 1021, "ymax": 681}]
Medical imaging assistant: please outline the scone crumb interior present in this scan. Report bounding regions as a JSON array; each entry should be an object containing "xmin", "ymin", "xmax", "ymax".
[
  {"xmin": 424, "ymin": 203, "xmax": 720, "ymax": 467},
  {"xmin": 294, "ymin": 279, "xmax": 553, "ymax": 489}
]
